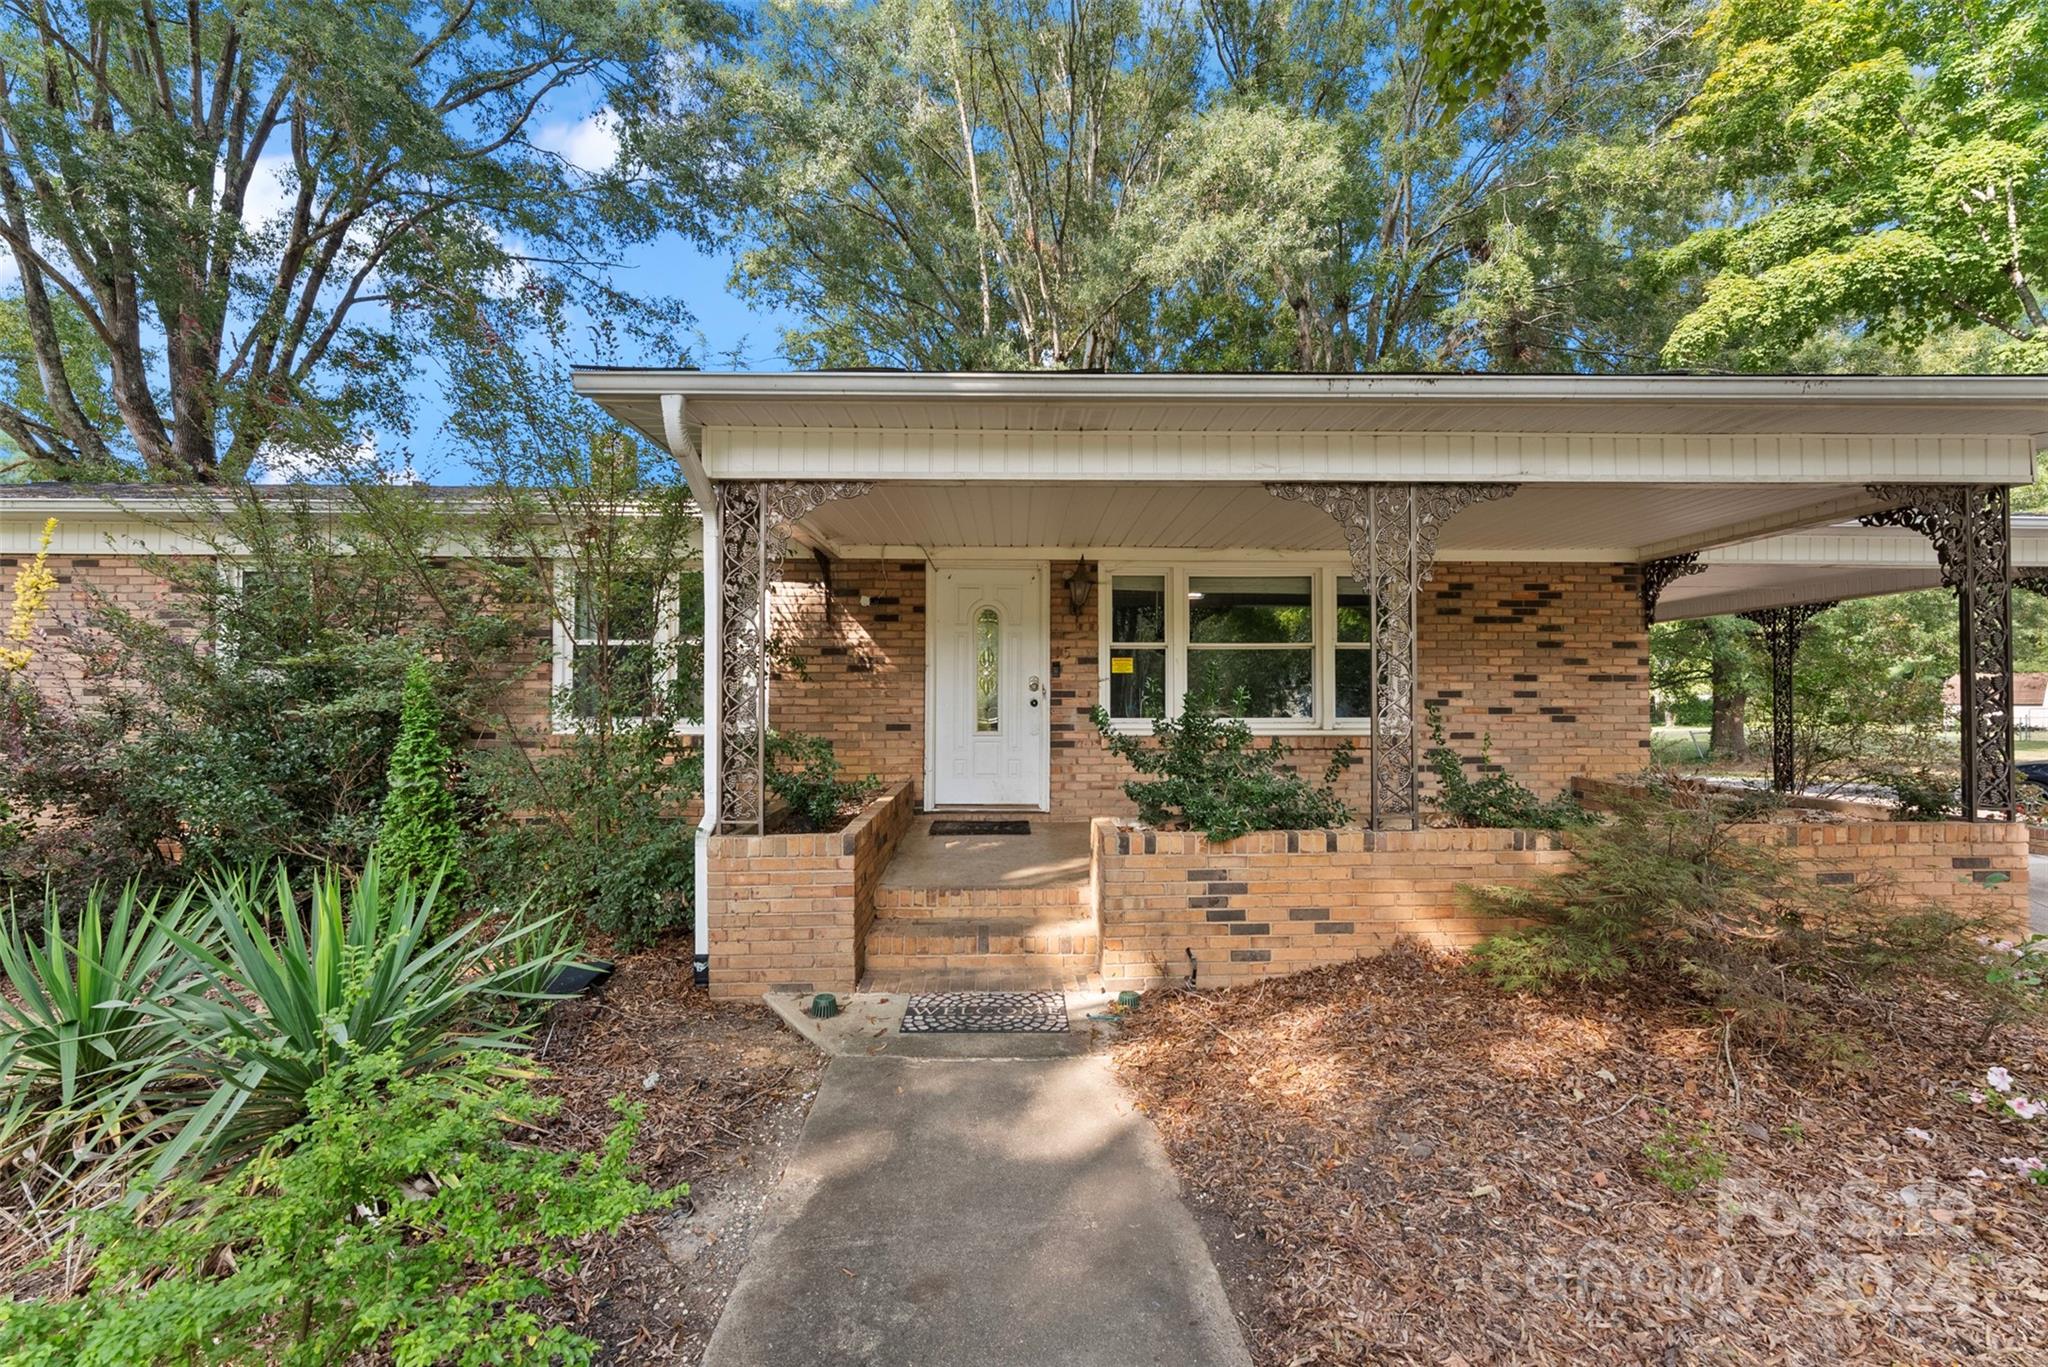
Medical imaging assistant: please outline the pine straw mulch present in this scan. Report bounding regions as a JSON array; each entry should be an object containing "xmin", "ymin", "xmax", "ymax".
[
  {"xmin": 1110, "ymin": 946, "xmax": 2048, "ymax": 1366},
  {"xmin": 516, "ymin": 952, "xmax": 823, "ymax": 1362}
]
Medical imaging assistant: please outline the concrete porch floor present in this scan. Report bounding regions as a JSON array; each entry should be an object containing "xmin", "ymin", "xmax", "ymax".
[{"xmin": 880, "ymin": 813, "xmax": 1093, "ymax": 891}]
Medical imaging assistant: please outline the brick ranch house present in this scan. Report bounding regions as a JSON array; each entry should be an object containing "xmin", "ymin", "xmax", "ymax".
[{"xmin": 7, "ymin": 373, "xmax": 2046, "ymax": 997}]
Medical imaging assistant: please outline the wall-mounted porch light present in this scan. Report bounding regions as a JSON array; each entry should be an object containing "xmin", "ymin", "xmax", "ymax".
[{"xmin": 1064, "ymin": 560, "xmax": 1094, "ymax": 615}]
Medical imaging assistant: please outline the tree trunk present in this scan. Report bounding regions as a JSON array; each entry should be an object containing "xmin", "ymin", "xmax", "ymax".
[{"xmin": 1708, "ymin": 649, "xmax": 1748, "ymax": 760}]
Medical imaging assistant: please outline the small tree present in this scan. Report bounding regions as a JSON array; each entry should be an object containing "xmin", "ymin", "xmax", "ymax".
[{"xmin": 377, "ymin": 660, "xmax": 464, "ymax": 902}]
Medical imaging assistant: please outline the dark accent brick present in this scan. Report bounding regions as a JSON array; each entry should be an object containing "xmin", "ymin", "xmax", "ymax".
[
  {"xmin": 1188, "ymin": 895, "xmax": 1233, "ymax": 909},
  {"xmin": 1315, "ymin": 922, "xmax": 1356, "ymax": 934},
  {"xmin": 1229, "ymin": 922, "xmax": 1271, "ymax": 936},
  {"xmin": 1205, "ymin": 908, "xmax": 1245, "ymax": 923},
  {"xmin": 1186, "ymin": 868, "xmax": 1228, "ymax": 881},
  {"xmin": 1288, "ymin": 907, "xmax": 1329, "ymax": 921},
  {"xmin": 884, "ymin": 722, "xmax": 912, "ymax": 732},
  {"xmin": 1549, "ymin": 714, "xmax": 1577, "ymax": 723},
  {"xmin": 1206, "ymin": 881, "xmax": 1249, "ymax": 896},
  {"xmin": 1952, "ymin": 856, "xmax": 1992, "ymax": 869},
  {"xmin": 1815, "ymin": 872, "xmax": 1857, "ymax": 885},
  {"xmin": 1230, "ymin": 949, "xmax": 1271, "ymax": 963}
]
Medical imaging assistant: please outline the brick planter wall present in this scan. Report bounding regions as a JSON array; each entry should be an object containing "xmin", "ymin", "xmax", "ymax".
[
  {"xmin": 1755, "ymin": 820, "xmax": 2029, "ymax": 935},
  {"xmin": 703, "ymin": 780, "xmax": 917, "ymax": 1000},
  {"xmin": 1092, "ymin": 821, "xmax": 1571, "ymax": 991},
  {"xmin": 1093, "ymin": 816, "xmax": 2031, "ymax": 993}
]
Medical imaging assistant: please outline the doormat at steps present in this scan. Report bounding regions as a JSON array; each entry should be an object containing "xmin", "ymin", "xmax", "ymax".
[
  {"xmin": 928, "ymin": 819, "xmax": 1032, "ymax": 836},
  {"xmin": 900, "ymin": 991, "xmax": 1069, "ymax": 1033}
]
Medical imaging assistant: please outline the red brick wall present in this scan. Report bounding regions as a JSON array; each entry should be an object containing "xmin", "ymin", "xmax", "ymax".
[
  {"xmin": 1047, "ymin": 560, "xmax": 1650, "ymax": 820},
  {"xmin": 12, "ymin": 551, "xmax": 1652, "ymax": 821},
  {"xmin": 704, "ymin": 780, "xmax": 915, "ymax": 998},
  {"xmin": 1094, "ymin": 822, "xmax": 1569, "ymax": 991},
  {"xmin": 2, "ymin": 554, "xmax": 206, "ymax": 710},
  {"xmin": 767, "ymin": 558, "xmax": 926, "ymax": 797},
  {"xmin": 1094, "ymin": 816, "xmax": 2031, "ymax": 993}
]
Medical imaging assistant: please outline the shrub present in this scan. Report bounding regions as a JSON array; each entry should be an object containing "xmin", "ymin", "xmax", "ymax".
[
  {"xmin": 376, "ymin": 659, "xmax": 466, "ymax": 904},
  {"xmin": 766, "ymin": 731, "xmax": 882, "ymax": 833},
  {"xmin": 0, "ymin": 882, "xmax": 208, "ymax": 1186},
  {"xmin": 0, "ymin": 1050, "xmax": 674, "ymax": 1366},
  {"xmin": 0, "ymin": 495, "xmax": 520, "ymax": 900},
  {"xmin": 1867, "ymin": 764, "xmax": 1957, "ymax": 821},
  {"xmin": 1464, "ymin": 774, "xmax": 2013, "ymax": 1055},
  {"xmin": 467, "ymin": 726, "xmax": 701, "ymax": 950},
  {"xmin": 152, "ymin": 859, "xmax": 579, "ymax": 1178},
  {"xmin": 1089, "ymin": 694, "xmax": 1351, "ymax": 841},
  {"xmin": 1423, "ymin": 707, "xmax": 1586, "ymax": 830},
  {"xmin": 1640, "ymin": 1110, "xmax": 1727, "ymax": 1195}
]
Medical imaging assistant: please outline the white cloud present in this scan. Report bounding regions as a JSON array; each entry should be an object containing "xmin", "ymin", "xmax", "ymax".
[
  {"xmin": 216, "ymin": 153, "xmax": 296, "ymax": 229},
  {"xmin": 533, "ymin": 111, "xmax": 620, "ymax": 176},
  {"xmin": 254, "ymin": 430, "xmax": 411, "ymax": 485}
]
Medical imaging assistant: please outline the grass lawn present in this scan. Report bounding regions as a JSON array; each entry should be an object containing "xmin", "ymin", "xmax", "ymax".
[
  {"xmin": 1653, "ymin": 725, "xmax": 2048, "ymax": 771},
  {"xmin": 1112, "ymin": 949, "xmax": 2048, "ymax": 1363}
]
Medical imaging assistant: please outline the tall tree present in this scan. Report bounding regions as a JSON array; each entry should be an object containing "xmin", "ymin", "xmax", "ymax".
[
  {"xmin": 0, "ymin": 0, "xmax": 731, "ymax": 482},
  {"xmin": 688, "ymin": 0, "xmax": 1713, "ymax": 372},
  {"xmin": 1661, "ymin": 0, "xmax": 2048, "ymax": 372}
]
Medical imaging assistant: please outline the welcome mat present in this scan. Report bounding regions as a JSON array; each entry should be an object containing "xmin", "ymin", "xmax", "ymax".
[
  {"xmin": 900, "ymin": 991, "xmax": 1069, "ymax": 1034},
  {"xmin": 928, "ymin": 819, "xmax": 1032, "ymax": 836}
]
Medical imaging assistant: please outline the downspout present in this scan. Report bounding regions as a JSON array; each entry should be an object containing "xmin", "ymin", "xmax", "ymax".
[{"xmin": 664, "ymin": 394, "xmax": 718, "ymax": 987}]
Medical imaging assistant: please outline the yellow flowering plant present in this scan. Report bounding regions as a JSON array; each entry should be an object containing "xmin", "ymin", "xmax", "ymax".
[{"xmin": 0, "ymin": 517, "xmax": 57, "ymax": 675}]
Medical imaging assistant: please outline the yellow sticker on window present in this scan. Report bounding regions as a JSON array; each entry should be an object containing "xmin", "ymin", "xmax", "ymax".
[{"xmin": 1110, "ymin": 657, "xmax": 1135, "ymax": 674}]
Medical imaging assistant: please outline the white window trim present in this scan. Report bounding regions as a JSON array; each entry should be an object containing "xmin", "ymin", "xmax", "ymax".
[
  {"xmin": 1096, "ymin": 562, "xmax": 1374, "ymax": 737},
  {"xmin": 550, "ymin": 560, "xmax": 705, "ymax": 736}
]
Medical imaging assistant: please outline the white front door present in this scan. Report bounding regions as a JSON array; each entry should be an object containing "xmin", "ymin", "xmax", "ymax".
[{"xmin": 930, "ymin": 565, "xmax": 1049, "ymax": 808}]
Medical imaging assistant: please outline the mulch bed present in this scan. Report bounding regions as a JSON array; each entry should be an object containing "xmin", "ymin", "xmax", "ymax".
[
  {"xmin": 522, "ymin": 953, "xmax": 823, "ymax": 1362},
  {"xmin": 1110, "ymin": 947, "xmax": 2048, "ymax": 1365}
]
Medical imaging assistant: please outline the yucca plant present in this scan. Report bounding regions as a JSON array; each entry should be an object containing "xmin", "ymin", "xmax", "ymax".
[
  {"xmin": 0, "ymin": 882, "xmax": 208, "ymax": 1183},
  {"xmin": 151, "ymin": 857, "xmax": 581, "ymax": 1179}
]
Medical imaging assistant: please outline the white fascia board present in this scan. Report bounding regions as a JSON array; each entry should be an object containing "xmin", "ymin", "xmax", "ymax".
[
  {"xmin": 697, "ymin": 427, "xmax": 2038, "ymax": 486},
  {"xmin": 571, "ymin": 367, "xmax": 2048, "ymax": 410}
]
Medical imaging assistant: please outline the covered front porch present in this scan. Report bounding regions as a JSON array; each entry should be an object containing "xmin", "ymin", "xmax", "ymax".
[{"xmin": 572, "ymin": 371, "xmax": 2047, "ymax": 994}]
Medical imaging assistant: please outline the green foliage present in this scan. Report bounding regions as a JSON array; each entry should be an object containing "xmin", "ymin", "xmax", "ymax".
[
  {"xmin": 152, "ymin": 859, "xmax": 578, "ymax": 1179},
  {"xmin": 469, "ymin": 729, "xmax": 702, "ymax": 951},
  {"xmin": 1424, "ymin": 707, "xmax": 1587, "ymax": 831},
  {"xmin": 376, "ymin": 660, "xmax": 465, "ymax": 906},
  {"xmin": 1640, "ymin": 1111, "xmax": 1727, "ymax": 1195},
  {"xmin": 1870, "ymin": 766, "xmax": 1958, "ymax": 822},
  {"xmin": 0, "ymin": 883, "xmax": 208, "ymax": 1182},
  {"xmin": 0, "ymin": 1051, "xmax": 673, "ymax": 1367},
  {"xmin": 0, "ymin": 862, "xmax": 575, "ymax": 1199},
  {"xmin": 1464, "ymin": 775, "xmax": 2015, "ymax": 1056},
  {"xmin": 766, "ymin": 732, "xmax": 883, "ymax": 834},
  {"xmin": 1090, "ymin": 695, "xmax": 1351, "ymax": 842},
  {"xmin": 0, "ymin": 489, "xmax": 521, "ymax": 899},
  {"xmin": 691, "ymin": 0, "xmax": 1710, "ymax": 372},
  {"xmin": 1664, "ymin": 0, "xmax": 2048, "ymax": 372},
  {"xmin": 1407, "ymin": 0, "xmax": 1549, "ymax": 109},
  {"xmin": 0, "ymin": 0, "xmax": 725, "ymax": 480}
]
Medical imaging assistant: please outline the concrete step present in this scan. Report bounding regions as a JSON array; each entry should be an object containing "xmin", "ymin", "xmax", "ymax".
[
  {"xmin": 873, "ymin": 882, "xmax": 1091, "ymax": 917},
  {"xmin": 863, "ymin": 914, "xmax": 1101, "ymax": 991}
]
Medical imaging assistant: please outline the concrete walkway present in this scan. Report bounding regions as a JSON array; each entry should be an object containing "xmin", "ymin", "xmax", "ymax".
[
  {"xmin": 702, "ymin": 1053, "xmax": 1252, "ymax": 1367},
  {"xmin": 2030, "ymin": 854, "xmax": 2048, "ymax": 934}
]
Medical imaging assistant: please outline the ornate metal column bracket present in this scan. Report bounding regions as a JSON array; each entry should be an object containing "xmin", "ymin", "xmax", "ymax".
[
  {"xmin": 715, "ymin": 479, "xmax": 872, "ymax": 834},
  {"xmin": 1268, "ymin": 482, "xmax": 1517, "ymax": 830},
  {"xmin": 1738, "ymin": 601, "xmax": 1835, "ymax": 794},
  {"xmin": 1862, "ymin": 483, "xmax": 2015, "ymax": 819},
  {"xmin": 1638, "ymin": 552, "xmax": 1706, "ymax": 627},
  {"xmin": 2014, "ymin": 574, "xmax": 2048, "ymax": 599}
]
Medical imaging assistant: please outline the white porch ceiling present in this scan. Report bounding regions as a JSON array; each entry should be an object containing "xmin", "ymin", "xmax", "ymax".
[
  {"xmin": 794, "ymin": 481, "xmax": 1890, "ymax": 562},
  {"xmin": 1657, "ymin": 517, "xmax": 2048, "ymax": 619}
]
